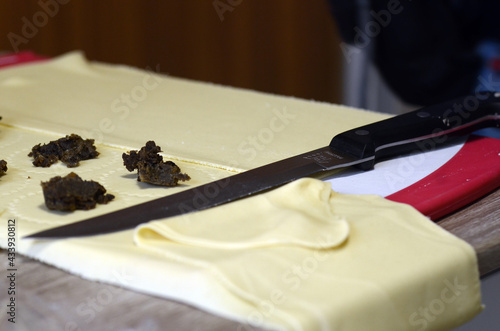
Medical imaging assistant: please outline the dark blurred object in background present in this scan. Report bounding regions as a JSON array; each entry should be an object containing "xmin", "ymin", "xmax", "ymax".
[{"xmin": 329, "ymin": 0, "xmax": 500, "ymax": 106}]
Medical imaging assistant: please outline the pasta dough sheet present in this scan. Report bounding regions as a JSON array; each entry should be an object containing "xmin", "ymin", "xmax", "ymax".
[
  {"xmin": 134, "ymin": 178, "xmax": 482, "ymax": 331},
  {"xmin": 0, "ymin": 51, "xmax": 387, "ymax": 171},
  {"xmin": 0, "ymin": 52, "xmax": 482, "ymax": 330}
]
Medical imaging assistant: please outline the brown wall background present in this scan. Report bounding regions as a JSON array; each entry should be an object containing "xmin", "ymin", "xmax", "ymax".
[{"xmin": 0, "ymin": 0, "xmax": 342, "ymax": 103}]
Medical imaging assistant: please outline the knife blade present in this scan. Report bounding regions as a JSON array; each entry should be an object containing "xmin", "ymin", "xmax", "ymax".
[{"xmin": 25, "ymin": 91, "xmax": 500, "ymax": 239}]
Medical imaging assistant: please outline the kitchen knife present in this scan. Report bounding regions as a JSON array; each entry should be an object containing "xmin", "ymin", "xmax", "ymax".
[{"xmin": 25, "ymin": 91, "xmax": 500, "ymax": 239}]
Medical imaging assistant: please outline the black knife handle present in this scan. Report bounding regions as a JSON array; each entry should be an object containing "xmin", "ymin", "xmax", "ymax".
[{"xmin": 330, "ymin": 91, "xmax": 500, "ymax": 170}]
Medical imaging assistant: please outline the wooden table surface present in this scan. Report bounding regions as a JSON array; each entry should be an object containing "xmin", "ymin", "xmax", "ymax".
[{"xmin": 1, "ymin": 188, "xmax": 499, "ymax": 331}]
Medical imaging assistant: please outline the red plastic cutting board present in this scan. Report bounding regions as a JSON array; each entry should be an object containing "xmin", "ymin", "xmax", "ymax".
[
  {"xmin": 387, "ymin": 134, "xmax": 500, "ymax": 220},
  {"xmin": 0, "ymin": 51, "xmax": 47, "ymax": 68},
  {"xmin": 1, "ymin": 52, "xmax": 500, "ymax": 221}
]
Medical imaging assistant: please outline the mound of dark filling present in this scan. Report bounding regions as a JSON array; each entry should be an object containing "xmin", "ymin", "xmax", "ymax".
[
  {"xmin": 41, "ymin": 172, "xmax": 114, "ymax": 211},
  {"xmin": 122, "ymin": 141, "xmax": 190, "ymax": 186},
  {"xmin": 0, "ymin": 160, "xmax": 7, "ymax": 177},
  {"xmin": 29, "ymin": 134, "xmax": 99, "ymax": 167}
]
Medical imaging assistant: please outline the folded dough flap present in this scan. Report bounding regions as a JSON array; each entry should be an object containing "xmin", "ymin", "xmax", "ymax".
[
  {"xmin": 134, "ymin": 178, "xmax": 349, "ymax": 250},
  {"xmin": 134, "ymin": 178, "xmax": 482, "ymax": 331}
]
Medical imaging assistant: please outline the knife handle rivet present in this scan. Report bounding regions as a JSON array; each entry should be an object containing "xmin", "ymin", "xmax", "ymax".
[
  {"xmin": 355, "ymin": 129, "xmax": 370, "ymax": 136},
  {"xmin": 417, "ymin": 111, "xmax": 430, "ymax": 118}
]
